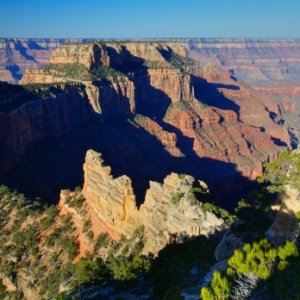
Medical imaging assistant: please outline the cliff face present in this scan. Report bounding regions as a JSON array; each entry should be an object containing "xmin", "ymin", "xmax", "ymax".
[
  {"xmin": 59, "ymin": 150, "xmax": 225, "ymax": 255},
  {"xmin": 164, "ymin": 99, "xmax": 279, "ymax": 180},
  {"xmin": 20, "ymin": 41, "xmax": 194, "ymax": 111},
  {"xmin": 0, "ymin": 38, "xmax": 61, "ymax": 83},
  {"xmin": 134, "ymin": 114, "xmax": 183, "ymax": 157},
  {"xmin": 188, "ymin": 39, "xmax": 300, "ymax": 144},
  {"xmin": 0, "ymin": 38, "xmax": 89, "ymax": 83},
  {"xmin": 188, "ymin": 39, "xmax": 300, "ymax": 86},
  {"xmin": 0, "ymin": 84, "xmax": 93, "ymax": 173}
]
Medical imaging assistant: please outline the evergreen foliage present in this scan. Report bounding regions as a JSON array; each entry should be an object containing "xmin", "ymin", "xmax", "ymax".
[
  {"xmin": 92, "ymin": 65, "xmax": 125, "ymax": 83},
  {"xmin": 44, "ymin": 63, "xmax": 93, "ymax": 81},
  {"xmin": 201, "ymin": 239, "xmax": 299, "ymax": 300},
  {"xmin": 258, "ymin": 150, "xmax": 300, "ymax": 192}
]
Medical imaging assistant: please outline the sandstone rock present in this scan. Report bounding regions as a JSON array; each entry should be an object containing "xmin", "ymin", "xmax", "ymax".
[
  {"xmin": 59, "ymin": 150, "xmax": 226, "ymax": 255},
  {"xmin": 214, "ymin": 231, "xmax": 244, "ymax": 261},
  {"xmin": 164, "ymin": 98, "xmax": 281, "ymax": 180},
  {"xmin": 267, "ymin": 184, "xmax": 300, "ymax": 246}
]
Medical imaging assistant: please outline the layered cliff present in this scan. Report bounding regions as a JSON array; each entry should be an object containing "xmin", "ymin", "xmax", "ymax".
[
  {"xmin": 188, "ymin": 39, "xmax": 300, "ymax": 144},
  {"xmin": 0, "ymin": 82, "xmax": 93, "ymax": 173},
  {"xmin": 0, "ymin": 38, "xmax": 87, "ymax": 83},
  {"xmin": 7, "ymin": 38, "xmax": 300, "ymax": 86},
  {"xmin": 188, "ymin": 39, "xmax": 300, "ymax": 85},
  {"xmin": 59, "ymin": 150, "xmax": 225, "ymax": 255}
]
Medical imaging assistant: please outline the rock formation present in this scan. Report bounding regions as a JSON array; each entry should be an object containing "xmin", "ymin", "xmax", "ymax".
[{"xmin": 59, "ymin": 150, "xmax": 225, "ymax": 255}]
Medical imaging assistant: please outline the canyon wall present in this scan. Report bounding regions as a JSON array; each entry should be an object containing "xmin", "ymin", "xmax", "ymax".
[
  {"xmin": 188, "ymin": 39, "xmax": 300, "ymax": 85},
  {"xmin": 2, "ymin": 40, "xmax": 296, "ymax": 205},
  {"xmin": 0, "ymin": 84, "xmax": 93, "ymax": 173},
  {"xmin": 188, "ymin": 39, "xmax": 300, "ymax": 144}
]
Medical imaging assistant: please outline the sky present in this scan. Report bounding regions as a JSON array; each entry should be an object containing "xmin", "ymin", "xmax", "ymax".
[{"xmin": 0, "ymin": 0, "xmax": 299, "ymax": 39}]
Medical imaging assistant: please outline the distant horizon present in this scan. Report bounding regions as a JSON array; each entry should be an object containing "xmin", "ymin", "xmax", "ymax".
[
  {"xmin": 1, "ymin": 37, "xmax": 300, "ymax": 41},
  {"xmin": 1, "ymin": 0, "xmax": 299, "ymax": 39}
]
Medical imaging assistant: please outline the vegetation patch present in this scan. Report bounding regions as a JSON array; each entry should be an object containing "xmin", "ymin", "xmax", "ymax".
[
  {"xmin": 171, "ymin": 192, "xmax": 182, "ymax": 205},
  {"xmin": 44, "ymin": 63, "xmax": 93, "ymax": 81},
  {"xmin": 201, "ymin": 239, "xmax": 299, "ymax": 300},
  {"xmin": 92, "ymin": 65, "xmax": 126, "ymax": 83},
  {"xmin": 258, "ymin": 150, "xmax": 300, "ymax": 192}
]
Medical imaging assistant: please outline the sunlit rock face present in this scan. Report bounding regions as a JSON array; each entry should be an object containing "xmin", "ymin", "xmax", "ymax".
[{"xmin": 59, "ymin": 149, "xmax": 226, "ymax": 255}]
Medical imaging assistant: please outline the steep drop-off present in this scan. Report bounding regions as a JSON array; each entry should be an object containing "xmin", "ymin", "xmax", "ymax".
[
  {"xmin": 0, "ymin": 82, "xmax": 94, "ymax": 173},
  {"xmin": 1, "ymin": 40, "xmax": 293, "ymax": 207}
]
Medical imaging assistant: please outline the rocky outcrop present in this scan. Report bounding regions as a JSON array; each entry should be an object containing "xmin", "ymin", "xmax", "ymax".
[
  {"xmin": 59, "ymin": 150, "xmax": 225, "ymax": 255},
  {"xmin": 20, "ymin": 41, "xmax": 194, "ymax": 113},
  {"xmin": 267, "ymin": 184, "xmax": 300, "ymax": 245},
  {"xmin": 49, "ymin": 43, "xmax": 99, "ymax": 68},
  {"xmin": 139, "ymin": 172, "xmax": 225, "ymax": 253}
]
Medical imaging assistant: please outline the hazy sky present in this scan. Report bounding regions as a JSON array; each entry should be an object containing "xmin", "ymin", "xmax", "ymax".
[{"xmin": 1, "ymin": 0, "xmax": 299, "ymax": 38}]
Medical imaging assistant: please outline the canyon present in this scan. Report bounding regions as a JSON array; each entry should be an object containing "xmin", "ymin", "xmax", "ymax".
[
  {"xmin": 0, "ymin": 38, "xmax": 299, "ymax": 299},
  {"xmin": 1, "ymin": 40, "xmax": 299, "ymax": 207}
]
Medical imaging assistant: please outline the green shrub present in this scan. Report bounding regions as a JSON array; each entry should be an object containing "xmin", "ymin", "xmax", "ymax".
[
  {"xmin": 108, "ymin": 255, "xmax": 151, "ymax": 281},
  {"xmin": 39, "ymin": 270, "xmax": 60, "ymax": 296},
  {"xmin": 45, "ymin": 228, "xmax": 62, "ymax": 247},
  {"xmin": 201, "ymin": 271, "xmax": 231, "ymax": 300},
  {"xmin": 0, "ymin": 279, "xmax": 7, "ymax": 298},
  {"xmin": 75, "ymin": 195, "xmax": 85, "ymax": 208},
  {"xmin": 171, "ymin": 192, "xmax": 181, "ymax": 205},
  {"xmin": 61, "ymin": 236, "xmax": 78, "ymax": 261},
  {"xmin": 87, "ymin": 231, "xmax": 94, "ymax": 240},
  {"xmin": 83, "ymin": 220, "xmax": 92, "ymax": 233},
  {"xmin": 0, "ymin": 261, "xmax": 14, "ymax": 276},
  {"xmin": 94, "ymin": 233, "xmax": 110, "ymax": 252},
  {"xmin": 168, "ymin": 52, "xmax": 195, "ymax": 70},
  {"xmin": 202, "ymin": 202, "xmax": 236, "ymax": 225},
  {"xmin": 74, "ymin": 257, "xmax": 109, "ymax": 287},
  {"xmin": 258, "ymin": 151, "xmax": 300, "ymax": 192},
  {"xmin": 55, "ymin": 292, "xmax": 68, "ymax": 300},
  {"xmin": 201, "ymin": 239, "xmax": 300, "ymax": 299},
  {"xmin": 133, "ymin": 225, "xmax": 145, "ymax": 237}
]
